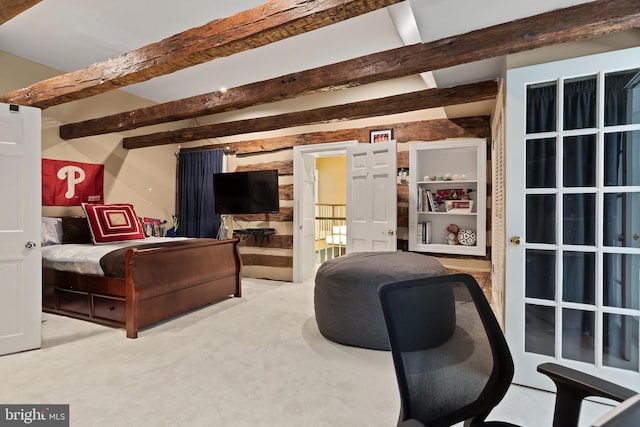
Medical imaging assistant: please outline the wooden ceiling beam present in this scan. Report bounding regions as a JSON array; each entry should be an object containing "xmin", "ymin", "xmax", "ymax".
[
  {"xmin": 59, "ymin": 0, "xmax": 640, "ymax": 140},
  {"xmin": 122, "ymin": 80, "xmax": 498, "ymax": 149},
  {"xmin": 0, "ymin": 0, "xmax": 42, "ymax": 25},
  {"xmin": 183, "ymin": 116, "xmax": 491, "ymax": 156},
  {"xmin": 0, "ymin": 0, "xmax": 402, "ymax": 108}
]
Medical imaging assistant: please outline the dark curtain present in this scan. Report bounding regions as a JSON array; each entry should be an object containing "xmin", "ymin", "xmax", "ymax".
[
  {"xmin": 176, "ymin": 149, "xmax": 223, "ymax": 238},
  {"xmin": 526, "ymin": 74, "xmax": 631, "ymax": 360},
  {"xmin": 526, "ymin": 83, "xmax": 556, "ymax": 134},
  {"xmin": 602, "ymin": 74, "xmax": 632, "ymax": 355},
  {"xmin": 526, "ymin": 79, "xmax": 595, "ymax": 348},
  {"xmin": 561, "ymin": 78, "xmax": 596, "ymax": 310},
  {"xmin": 525, "ymin": 84, "xmax": 558, "ymax": 264}
]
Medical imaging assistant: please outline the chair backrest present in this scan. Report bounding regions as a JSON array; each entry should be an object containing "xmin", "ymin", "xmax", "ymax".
[{"xmin": 378, "ymin": 273, "xmax": 514, "ymax": 426}]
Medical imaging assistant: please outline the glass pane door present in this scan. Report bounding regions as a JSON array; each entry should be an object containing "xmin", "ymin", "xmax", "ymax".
[{"xmin": 506, "ymin": 47, "xmax": 640, "ymax": 391}]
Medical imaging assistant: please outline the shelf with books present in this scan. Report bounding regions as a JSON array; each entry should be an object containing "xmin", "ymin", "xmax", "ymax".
[
  {"xmin": 409, "ymin": 139, "xmax": 486, "ymax": 256},
  {"xmin": 416, "ymin": 179, "xmax": 477, "ymax": 186}
]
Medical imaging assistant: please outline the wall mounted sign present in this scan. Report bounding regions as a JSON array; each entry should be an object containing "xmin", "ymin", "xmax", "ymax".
[{"xmin": 42, "ymin": 159, "xmax": 104, "ymax": 206}]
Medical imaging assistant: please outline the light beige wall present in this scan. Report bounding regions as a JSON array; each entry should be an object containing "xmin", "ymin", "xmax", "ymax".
[
  {"xmin": 1, "ymin": 51, "xmax": 183, "ymax": 222},
  {"xmin": 316, "ymin": 156, "xmax": 346, "ymax": 206}
]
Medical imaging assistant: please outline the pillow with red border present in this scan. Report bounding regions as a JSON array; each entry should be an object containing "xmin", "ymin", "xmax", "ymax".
[{"xmin": 82, "ymin": 203, "xmax": 145, "ymax": 244}]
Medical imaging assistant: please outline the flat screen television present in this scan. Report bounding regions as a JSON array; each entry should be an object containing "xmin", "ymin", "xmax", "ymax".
[{"xmin": 213, "ymin": 169, "xmax": 280, "ymax": 215}]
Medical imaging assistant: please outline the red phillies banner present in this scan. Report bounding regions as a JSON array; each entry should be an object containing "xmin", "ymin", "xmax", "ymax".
[{"xmin": 42, "ymin": 159, "xmax": 104, "ymax": 206}]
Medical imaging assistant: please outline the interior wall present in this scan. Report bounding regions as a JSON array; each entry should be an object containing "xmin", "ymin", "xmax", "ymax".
[
  {"xmin": 316, "ymin": 156, "xmax": 346, "ymax": 205},
  {"xmin": 3, "ymin": 30, "xmax": 639, "ymax": 288},
  {"xmin": 1, "ymin": 51, "xmax": 183, "ymax": 222},
  {"xmin": 3, "ymin": 49, "xmax": 495, "ymax": 283}
]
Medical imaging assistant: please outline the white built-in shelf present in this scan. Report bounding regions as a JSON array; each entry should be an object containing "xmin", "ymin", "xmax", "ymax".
[{"xmin": 408, "ymin": 139, "xmax": 487, "ymax": 256}]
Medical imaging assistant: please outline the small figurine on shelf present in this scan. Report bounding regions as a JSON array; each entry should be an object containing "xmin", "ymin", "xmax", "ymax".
[
  {"xmin": 398, "ymin": 169, "xmax": 408, "ymax": 184},
  {"xmin": 446, "ymin": 224, "xmax": 459, "ymax": 245}
]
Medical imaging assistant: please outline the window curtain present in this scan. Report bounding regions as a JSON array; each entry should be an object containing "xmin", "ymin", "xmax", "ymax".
[
  {"xmin": 526, "ymin": 74, "xmax": 631, "ymax": 358},
  {"xmin": 602, "ymin": 74, "xmax": 633, "ymax": 358},
  {"xmin": 176, "ymin": 149, "xmax": 223, "ymax": 238},
  {"xmin": 561, "ymin": 78, "xmax": 597, "ymax": 312}
]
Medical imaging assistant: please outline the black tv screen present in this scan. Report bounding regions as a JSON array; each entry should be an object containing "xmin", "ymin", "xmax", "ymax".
[{"xmin": 213, "ymin": 170, "xmax": 280, "ymax": 215}]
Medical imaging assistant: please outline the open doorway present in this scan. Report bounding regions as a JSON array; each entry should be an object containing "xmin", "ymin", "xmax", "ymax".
[
  {"xmin": 315, "ymin": 156, "xmax": 347, "ymax": 267},
  {"xmin": 293, "ymin": 140, "xmax": 398, "ymax": 283},
  {"xmin": 293, "ymin": 141, "xmax": 358, "ymax": 283}
]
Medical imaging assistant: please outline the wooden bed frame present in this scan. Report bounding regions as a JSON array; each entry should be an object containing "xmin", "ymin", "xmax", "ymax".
[{"xmin": 42, "ymin": 238, "xmax": 242, "ymax": 338}]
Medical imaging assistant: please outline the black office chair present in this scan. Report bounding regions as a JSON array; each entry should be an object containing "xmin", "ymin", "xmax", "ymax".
[{"xmin": 377, "ymin": 273, "xmax": 638, "ymax": 427}]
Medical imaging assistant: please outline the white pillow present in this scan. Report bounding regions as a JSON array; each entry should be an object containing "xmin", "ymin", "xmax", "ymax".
[{"xmin": 42, "ymin": 217, "xmax": 63, "ymax": 246}]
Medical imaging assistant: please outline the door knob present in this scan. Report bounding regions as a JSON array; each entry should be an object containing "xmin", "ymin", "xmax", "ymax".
[
  {"xmin": 25, "ymin": 241, "xmax": 37, "ymax": 249},
  {"xmin": 510, "ymin": 236, "xmax": 521, "ymax": 246},
  {"xmin": 384, "ymin": 229, "xmax": 395, "ymax": 236}
]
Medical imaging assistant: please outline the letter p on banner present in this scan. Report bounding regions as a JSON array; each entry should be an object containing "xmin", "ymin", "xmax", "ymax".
[{"xmin": 42, "ymin": 159, "xmax": 104, "ymax": 206}]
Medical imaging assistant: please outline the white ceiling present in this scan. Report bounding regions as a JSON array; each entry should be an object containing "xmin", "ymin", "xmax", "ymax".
[{"xmin": 0, "ymin": 0, "xmax": 596, "ymax": 116}]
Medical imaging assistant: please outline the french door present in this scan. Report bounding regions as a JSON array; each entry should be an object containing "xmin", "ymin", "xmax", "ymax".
[{"xmin": 506, "ymin": 46, "xmax": 640, "ymax": 391}]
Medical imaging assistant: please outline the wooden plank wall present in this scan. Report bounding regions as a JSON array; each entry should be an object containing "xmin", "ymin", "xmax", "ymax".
[{"xmin": 186, "ymin": 116, "xmax": 491, "ymax": 281}]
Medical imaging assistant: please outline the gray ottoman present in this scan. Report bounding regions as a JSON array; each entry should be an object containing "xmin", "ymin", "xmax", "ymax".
[{"xmin": 314, "ymin": 251, "xmax": 448, "ymax": 350}]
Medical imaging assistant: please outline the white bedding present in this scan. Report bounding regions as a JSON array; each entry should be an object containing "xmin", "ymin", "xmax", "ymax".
[{"xmin": 42, "ymin": 237, "xmax": 188, "ymax": 276}]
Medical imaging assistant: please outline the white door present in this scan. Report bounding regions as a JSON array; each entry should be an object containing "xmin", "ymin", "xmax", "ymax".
[
  {"xmin": 346, "ymin": 140, "xmax": 397, "ymax": 253},
  {"xmin": 295, "ymin": 153, "xmax": 318, "ymax": 283},
  {"xmin": 505, "ymin": 47, "xmax": 640, "ymax": 391},
  {"xmin": 293, "ymin": 141, "xmax": 358, "ymax": 283},
  {"xmin": 0, "ymin": 103, "xmax": 42, "ymax": 356}
]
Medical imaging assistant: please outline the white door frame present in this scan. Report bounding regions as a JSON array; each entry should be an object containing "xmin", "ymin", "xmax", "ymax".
[{"xmin": 293, "ymin": 141, "xmax": 358, "ymax": 283}]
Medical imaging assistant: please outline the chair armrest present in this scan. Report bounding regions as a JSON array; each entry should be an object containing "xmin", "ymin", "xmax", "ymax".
[
  {"xmin": 538, "ymin": 363, "xmax": 636, "ymax": 402},
  {"xmin": 537, "ymin": 362, "xmax": 637, "ymax": 427}
]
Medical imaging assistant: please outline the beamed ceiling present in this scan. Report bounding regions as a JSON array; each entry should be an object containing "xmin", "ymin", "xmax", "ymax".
[{"xmin": 1, "ymin": 0, "xmax": 639, "ymax": 148}]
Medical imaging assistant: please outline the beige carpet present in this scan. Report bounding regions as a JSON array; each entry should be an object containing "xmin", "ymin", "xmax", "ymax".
[
  {"xmin": 0, "ymin": 279, "xmax": 399, "ymax": 427},
  {"xmin": 0, "ymin": 278, "xmax": 611, "ymax": 427}
]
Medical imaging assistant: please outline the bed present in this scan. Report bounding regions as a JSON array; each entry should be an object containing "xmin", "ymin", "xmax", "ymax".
[{"xmin": 41, "ymin": 213, "xmax": 242, "ymax": 338}]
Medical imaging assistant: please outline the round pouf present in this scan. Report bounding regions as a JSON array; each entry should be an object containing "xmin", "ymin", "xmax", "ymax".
[{"xmin": 314, "ymin": 251, "xmax": 448, "ymax": 350}]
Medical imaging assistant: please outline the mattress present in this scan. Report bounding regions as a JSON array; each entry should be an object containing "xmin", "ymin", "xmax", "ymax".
[{"xmin": 41, "ymin": 237, "xmax": 188, "ymax": 276}]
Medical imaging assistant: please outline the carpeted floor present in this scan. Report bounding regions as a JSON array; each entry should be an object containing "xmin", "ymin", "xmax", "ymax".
[
  {"xmin": 0, "ymin": 279, "xmax": 399, "ymax": 427},
  {"xmin": 0, "ymin": 278, "xmax": 611, "ymax": 427}
]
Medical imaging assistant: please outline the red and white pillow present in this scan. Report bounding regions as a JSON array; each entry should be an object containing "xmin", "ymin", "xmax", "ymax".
[{"xmin": 81, "ymin": 203, "xmax": 145, "ymax": 244}]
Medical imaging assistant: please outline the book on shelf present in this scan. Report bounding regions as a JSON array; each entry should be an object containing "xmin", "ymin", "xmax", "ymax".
[
  {"xmin": 418, "ymin": 187, "xmax": 429, "ymax": 212},
  {"xmin": 421, "ymin": 220, "xmax": 432, "ymax": 244},
  {"xmin": 426, "ymin": 190, "xmax": 437, "ymax": 212}
]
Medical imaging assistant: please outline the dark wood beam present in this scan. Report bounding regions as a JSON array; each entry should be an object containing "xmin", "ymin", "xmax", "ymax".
[
  {"xmin": 183, "ymin": 116, "xmax": 491, "ymax": 155},
  {"xmin": 122, "ymin": 80, "xmax": 497, "ymax": 149},
  {"xmin": 59, "ymin": 0, "xmax": 640, "ymax": 140},
  {"xmin": 0, "ymin": 0, "xmax": 42, "ymax": 25},
  {"xmin": 236, "ymin": 161, "xmax": 294, "ymax": 176},
  {"xmin": 0, "ymin": 0, "xmax": 402, "ymax": 108},
  {"xmin": 235, "ymin": 207, "xmax": 293, "ymax": 223},
  {"xmin": 237, "ymin": 234, "xmax": 293, "ymax": 250},
  {"xmin": 238, "ymin": 253, "xmax": 293, "ymax": 268}
]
